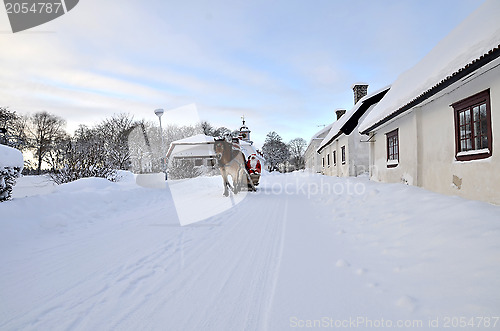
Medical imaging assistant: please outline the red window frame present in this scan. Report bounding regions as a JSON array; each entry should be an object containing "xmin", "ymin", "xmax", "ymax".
[
  {"xmin": 386, "ymin": 128, "xmax": 399, "ymax": 168},
  {"xmin": 451, "ymin": 89, "xmax": 492, "ymax": 161}
]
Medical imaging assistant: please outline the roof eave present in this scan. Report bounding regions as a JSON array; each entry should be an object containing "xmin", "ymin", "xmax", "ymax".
[
  {"xmin": 361, "ymin": 45, "xmax": 500, "ymax": 135},
  {"xmin": 317, "ymin": 131, "xmax": 341, "ymax": 154}
]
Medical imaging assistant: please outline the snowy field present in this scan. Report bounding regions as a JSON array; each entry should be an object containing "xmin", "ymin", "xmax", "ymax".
[{"xmin": 1, "ymin": 172, "xmax": 500, "ymax": 330}]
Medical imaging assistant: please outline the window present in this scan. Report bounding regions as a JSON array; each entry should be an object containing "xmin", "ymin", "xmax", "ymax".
[
  {"xmin": 341, "ymin": 146, "xmax": 346, "ymax": 164},
  {"xmin": 322, "ymin": 157, "xmax": 325, "ymax": 167},
  {"xmin": 194, "ymin": 159, "xmax": 203, "ymax": 166},
  {"xmin": 333, "ymin": 150, "xmax": 336, "ymax": 166},
  {"xmin": 451, "ymin": 89, "xmax": 492, "ymax": 161},
  {"xmin": 386, "ymin": 129, "xmax": 399, "ymax": 168},
  {"xmin": 327, "ymin": 153, "xmax": 330, "ymax": 166}
]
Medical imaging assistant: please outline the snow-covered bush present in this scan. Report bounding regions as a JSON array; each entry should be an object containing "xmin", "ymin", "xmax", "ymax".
[
  {"xmin": 50, "ymin": 163, "xmax": 118, "ymax": 185},
  {"xmin": 0, "ymin": 144, "xmax": 24, "ymax": 202},
  {"xmin": 167, "ymin": 159, "xmax": 201, "ymax": 180},
  {"xmin": 48, "ymin": 126, "xmax": 119, "ymax": 184},
  {"xmin": 197, "ymin": 165, "xmax": 219, "ymax": 177}
]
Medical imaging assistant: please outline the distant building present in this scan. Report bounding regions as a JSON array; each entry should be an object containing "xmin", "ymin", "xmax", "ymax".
[
  {"xmin": 166, "ymin": 134, "xmax": 217, "ymax": 167},
  {"xmin": 315, "ymin": 84, "xmax": 389, "ymax": 177},
  {"xmin": 166, "ymin": 118, "xmax": 265, "ymax": 170},
  {"xmin": 304, "ymin": 124, "xmax": 332, "ymax": 173}
]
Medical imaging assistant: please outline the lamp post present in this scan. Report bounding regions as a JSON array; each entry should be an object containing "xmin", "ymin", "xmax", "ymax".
[{"xmin": 154, "ymin": 108, "xmax": 166, "ymax": 177}]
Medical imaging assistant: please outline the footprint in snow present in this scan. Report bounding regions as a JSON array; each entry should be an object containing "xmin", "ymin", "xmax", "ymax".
[
  {"xmin": 355, "ymin": 268, "xmax": 367, "ymax": 275},
  {"xmin": 335, "ymin": 259, "xmax": 350, "ymax": 267},
  {"xmin": 396, "ymin": 295, "xmax": 418, "ymax": 312}
]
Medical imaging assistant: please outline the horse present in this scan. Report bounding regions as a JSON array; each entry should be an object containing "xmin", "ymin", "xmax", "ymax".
[{"xmin": 213, "ymin": 137, "xmax": 256, "ymax": 196}]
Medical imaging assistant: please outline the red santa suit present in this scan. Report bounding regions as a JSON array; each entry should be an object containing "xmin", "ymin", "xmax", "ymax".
[{"xmin": 246, "ymin": 154, "xmax": 261, "ymax": 174}]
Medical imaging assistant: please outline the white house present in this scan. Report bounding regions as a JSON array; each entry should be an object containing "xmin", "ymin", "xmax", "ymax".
[
  {"xmin": 304, "ymin": 123, "xmax": 332, "ymax": 173},
  {"xmin": 166, "ymin": 132, "xmax": 265, "ymax": 169},
  {"xmin": 359, "ymin": 0, "xmax": 500, "ymax": 205},
  {"xmin": 166, "ymin": 134, "xmax": 217, "ymax": 167},
  {"xmin": 317, "ymin": 84, "xmax": 390, "ymax": 177}
]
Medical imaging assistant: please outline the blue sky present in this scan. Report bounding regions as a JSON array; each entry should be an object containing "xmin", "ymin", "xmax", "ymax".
[{"xmin": 0, "ymin": 0, "xmax": 485, "ymax": 148}]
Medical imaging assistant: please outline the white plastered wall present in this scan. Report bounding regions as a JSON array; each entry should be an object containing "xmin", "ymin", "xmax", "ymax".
[
  {"xmin": 369, "ymin": 61, "xmax": 500, "ymax": 205},
  {"xmin": 418, "ymin": 63, "xmax": 500, "ymax": 204},
  {"xmin": 369, "ymin": 111, "xmax": 418, "ymax": 185}
]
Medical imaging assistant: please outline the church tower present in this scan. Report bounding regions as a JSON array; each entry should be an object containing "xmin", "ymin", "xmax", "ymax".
[{"xmin": 238, "ymin": 116, "xmax": 252, "ymax": 144}]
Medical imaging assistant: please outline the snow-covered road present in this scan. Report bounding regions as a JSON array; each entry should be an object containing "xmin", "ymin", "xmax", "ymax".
[{"xmin": 1, "ymin": 172, "xmax": 500, "ymax": 330}]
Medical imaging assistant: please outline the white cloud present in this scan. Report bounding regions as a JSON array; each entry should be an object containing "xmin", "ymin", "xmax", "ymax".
[{"xmin": 0, "ymin": 0, "xmax": 485, "ymax": 144}]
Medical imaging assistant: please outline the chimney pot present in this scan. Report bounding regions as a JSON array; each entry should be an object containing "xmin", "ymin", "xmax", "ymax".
[
  {"xmin": 335, "ymin": 109, "xmax": 346, "ymax": 120},
  {"xmin": 352, "ymin": 83, "xmax": 369, "ymax": 105}
]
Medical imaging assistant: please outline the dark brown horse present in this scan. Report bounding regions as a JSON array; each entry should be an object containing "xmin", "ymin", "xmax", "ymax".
[{"xmin": 214, "ymin": 137, "xmax": 256, "ymax": 196}]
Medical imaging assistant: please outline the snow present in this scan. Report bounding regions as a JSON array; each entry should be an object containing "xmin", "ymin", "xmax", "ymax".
[
  {"xmin": 387, "ymin": 159, "xmax": 399, "ymax": 166},
  {"xmin": 360, "ymin": 0, "xmax": 500, "ymax": 133},
  {"xmin": 1, "ymin": 172, "xmax": 500, "ymax": 330},
  {"xmin": 0, "ymin": 144, "xmax": 23, "ymax": 169},
  {"xmin": 305, "ymin": 123, "xmax": 333, "ymax": 151},
  {"xmin": 170, "ymin": 134, "xmax": 214, "ymax": 145},
  {"xmin": 239, "ymin": 140, "xmax": 265, "ymax": 163},
  {"xmin": 166, "ymin": 134, "xmax": 215, "ymax": 158},
  {"xmin": 456, "ymin": 148, "xmax": 490, "ymax": 157},
  {"xmin": 11, "ymin": 175, "xmax": 57, "ymax": 198}
]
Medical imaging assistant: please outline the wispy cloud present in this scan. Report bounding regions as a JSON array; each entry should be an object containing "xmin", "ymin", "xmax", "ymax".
[{"xmin": 0, "ymin": 0, "xmax": 484, "ymax": 146}]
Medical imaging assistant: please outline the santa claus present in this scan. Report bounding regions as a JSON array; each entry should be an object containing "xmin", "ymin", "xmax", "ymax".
[{"xmin": 246, "ymin": 154, "xmax": 261, "ymax": 174}]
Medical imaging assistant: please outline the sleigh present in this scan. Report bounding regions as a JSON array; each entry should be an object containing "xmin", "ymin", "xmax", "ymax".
[{"xmin": 248, "ymin": 173, "xmax": 260, "ymax": 190}]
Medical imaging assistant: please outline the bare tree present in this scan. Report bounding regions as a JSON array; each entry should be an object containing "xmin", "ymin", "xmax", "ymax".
[
  {"xmin": 49, "ymin": 125, "xmax": 118, "ymax": 184},
  {"xmin": 200, "ymin": 121, "xmax": 215, "ymax": 136},
  {"xmin": 214, "ymin": 126, "xmax": 232, "ymax": 138},
  {"xmin": 97, "ymin": 113, "xmax": 136, "ymax": 170},
  {"xmin": 25, "ymin": 111, "xmax": 66, "ymax": 175},
  {"xmin": 0, "ymin": 107, "xmax": 28, "ymax": 150},
  {"xmin": 44, "ymin": 131, "xmax": 71, "ymax": 171},
  {"xmin": 288, "ymin": 137, "xmax": 307, "ymax": 170}
]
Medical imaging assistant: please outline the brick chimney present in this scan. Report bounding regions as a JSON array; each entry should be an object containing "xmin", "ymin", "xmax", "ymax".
[
  {"xmin": 335, "ymin": 109, "xmax": 346, "ymax": 120},
  {"xmin": 352, "ymin": 83, "xmax": 368, "ymax": 104}
]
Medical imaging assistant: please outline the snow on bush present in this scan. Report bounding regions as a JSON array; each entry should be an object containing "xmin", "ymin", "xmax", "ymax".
[
  {"xmin": 49, "ymin": 163, "xmax": 118, "ymax": 185},
  {"xmin": 0, "ymin": 144, "xmax": 24, "ymax": 202},
  {"xmin": 168, "ymin": 159, "xmax": 201, "ymax": 180}
]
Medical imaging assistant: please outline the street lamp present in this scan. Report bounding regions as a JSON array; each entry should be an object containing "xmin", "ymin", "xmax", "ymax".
[{"xmin": 154, "ymin": 108, "xmax": 166, "ymax": 177}]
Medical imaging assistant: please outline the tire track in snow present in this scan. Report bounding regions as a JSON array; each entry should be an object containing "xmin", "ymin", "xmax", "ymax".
[
  {"xmin": 2, "ymin": 175, "xmax": 299, "ymax": 330},
  {"xmin": 261, "ymin": 197, "xmax": 288, "ymax": 331},
  {"xmin": 117, "ymin": 179, "xmax": 291, "ymax": 330},
  {"xmin": 0, "ymin": 198, "xmax": 185, "ymax": 331}
]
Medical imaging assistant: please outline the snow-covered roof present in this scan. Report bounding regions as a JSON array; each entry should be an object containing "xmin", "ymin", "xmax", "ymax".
[
  {"xmin": 0, "ymin": 144, "xmax": 24, "ymax": 169},
  {"xmin": 306, "ymin": 123, "xmax": 333, "ymax": 146},
  {"xmin": 166, "ymin": 134, "xmax": 215, "ymax": 159},
  {"xmin": 165, "ymin": 134, "xmax": 265, "ymax": 161},
  {"xmin": 170, "ymin": 134, "xmax": 215, "ymax": 145},
  {"xmin": 317, "ymin": 86, "xmax": 390, "ymax": 152},
  {"xmin": 239, "ymin": 143, "xmax": 265, "ymax": 163},
  {"xmin": 360, "ymin": 0, "xmax": 500, "ymax": 133}
]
